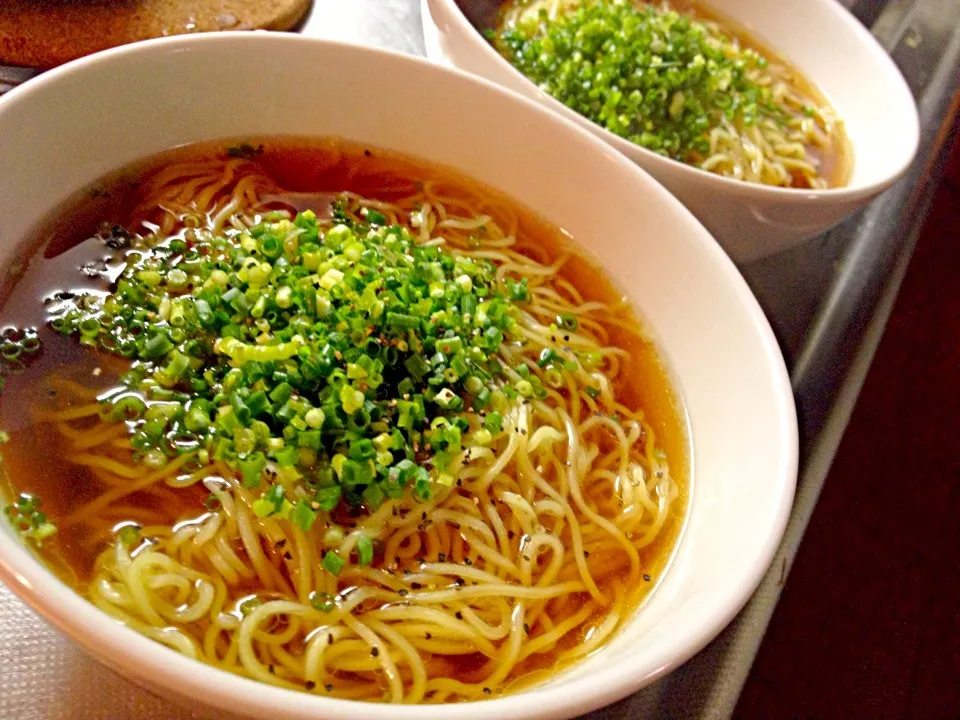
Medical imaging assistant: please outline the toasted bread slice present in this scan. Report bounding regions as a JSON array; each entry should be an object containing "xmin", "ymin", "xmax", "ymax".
[{"xmin": 0, "ymin": 0, "xmax": 312, "ymax": 69}]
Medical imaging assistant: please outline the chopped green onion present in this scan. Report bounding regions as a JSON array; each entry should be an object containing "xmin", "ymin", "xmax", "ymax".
[
  {"xmin": 117, "ymin": 524, "xmax": 141, "ymax": 546},
  {"xmin": 484, "ymin": 412, "xmax": 503, "ymax": 434},
  {"xmin": 557, "ymin": 313, "xmax": 578, "ymax": 331},
  {"xmin": 322, "ymin": 550, "xmax": 345, "ymax": 577},
  {"xmin": 404, "ymin": 354, "xmax": 430, "ymax": 382},
  {"xmin": 273, "ymin": 444, "xmax": 299, "ymax": 467},
  {"xmin": 239, "ymin": 596, "xmax": 262, "ymax": 615},
  {"xmin": 356, "ymin": 535, "xmax": 374, "ymax": 566},
  {"xmin": 239, "ymin": 452, "xmax": 266, "ymax": 488},
  {"xmin": 112, "ymin": 394, "xmax": 147, "ymax": 421},
  {"xmin": 252, "ymin": 497, "xmax": 275, "ymax": 518},
  {"xmin": 292, "ymin": 499, "xmax": 318, "ymax": 532},
  {"xmin": 310, "ymin": 591, "xmax": 335, "ymax": 612},
  {"xmin": 315, "ymin": 484, "xmax": 341, "ymax": 511}
]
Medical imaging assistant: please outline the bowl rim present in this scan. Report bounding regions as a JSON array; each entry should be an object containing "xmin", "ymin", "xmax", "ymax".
[
  {"xmin": 424, "ymin": 0, "xmax": 921, "ymax": 201},
  {"xmin": 0, "ymin": 32, "xmax": 798, "ymax": 720}
]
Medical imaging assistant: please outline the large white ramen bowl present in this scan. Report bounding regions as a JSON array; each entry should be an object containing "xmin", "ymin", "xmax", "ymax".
[
  {"xmin": 0, "ymin": 34, "xmax": 797, "ymax": 720},
  {"xmin": 422, "ymin": 0, "xmax": 920, "ymax": 261}
]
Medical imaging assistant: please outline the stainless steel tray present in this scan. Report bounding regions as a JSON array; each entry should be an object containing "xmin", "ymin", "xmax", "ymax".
[{"xmin": 1, "ymin": 1, "xmax": 958, "ymax": 717}]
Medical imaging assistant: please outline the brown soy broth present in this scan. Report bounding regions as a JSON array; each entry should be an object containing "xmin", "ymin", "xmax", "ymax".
[
  {"xmin": 0, "ymin": 153, "xmax": 188, "ymax": 581},
  {"xmin": 0, "ymin": 136, "xmax": 689, "ymax": 687},
  {"xmin": 490, "ymin": 212, "xmax": 687, "ymax": 688}
]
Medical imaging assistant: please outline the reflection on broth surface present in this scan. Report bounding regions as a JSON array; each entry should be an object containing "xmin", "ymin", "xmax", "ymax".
[{"xmin": 0, "ymin": 137, "xmax": 687, "ymax": 702}]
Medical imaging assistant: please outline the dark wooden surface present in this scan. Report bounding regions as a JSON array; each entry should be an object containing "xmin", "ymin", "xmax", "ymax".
[{"xmin": 735, "ymin": 126, "xmax": 960, "ymax": 719}]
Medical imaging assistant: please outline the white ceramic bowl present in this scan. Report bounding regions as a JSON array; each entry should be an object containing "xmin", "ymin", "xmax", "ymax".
[
  {"xmin": 422, "ymin": 0, "xmax": 920, "ymax": 261},
  {"xmin": 0, "ymin": 34, "xmax": 797, "ymax": 720}
]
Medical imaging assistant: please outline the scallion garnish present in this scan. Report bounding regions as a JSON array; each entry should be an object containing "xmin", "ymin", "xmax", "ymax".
[
  {"xmin": 45, "ymin": 201, "xmax": 581, "ymax": 574},
  {"xmin": 322, "ymin": 550, "xmax": 345, "ymax": 577},
  {"xmin": 4, "ymin": 492, "xmax": 57, "ymax": 544}
]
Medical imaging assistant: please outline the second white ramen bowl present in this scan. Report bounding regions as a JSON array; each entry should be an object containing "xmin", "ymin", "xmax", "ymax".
[{"xmin": 422, "ymin": 0, "xmax": 920, "ymax": 261}]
